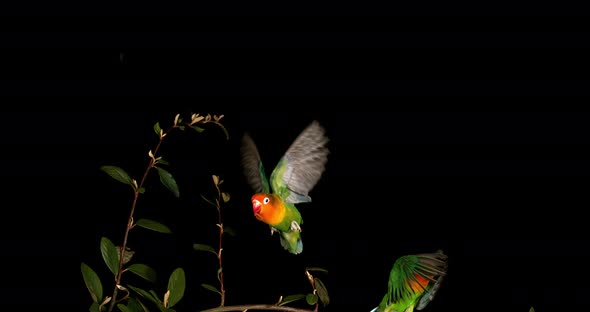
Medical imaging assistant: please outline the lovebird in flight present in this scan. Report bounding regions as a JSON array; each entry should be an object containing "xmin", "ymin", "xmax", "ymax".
[
  {"xmin": 240, "ymin": 120, "xmax": 329, "ymax": 254},
  {"xmin": 371, "ymin": 250, "xmax": 448, "ymax": 312}
]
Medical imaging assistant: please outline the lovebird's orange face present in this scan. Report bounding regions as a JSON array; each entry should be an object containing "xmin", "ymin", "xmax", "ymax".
[{"xmin": 251, "ymin": 193, "xmax": 271, "ymax": 219}]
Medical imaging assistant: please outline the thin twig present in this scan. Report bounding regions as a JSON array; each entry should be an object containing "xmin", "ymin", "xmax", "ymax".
[
  {"xmin": 200, "ymin": 304, "xmax": 315, "ymax": 312},
  {"xmin": 214, "ymin": 181, "xmax": 226, "ymax": 306}
]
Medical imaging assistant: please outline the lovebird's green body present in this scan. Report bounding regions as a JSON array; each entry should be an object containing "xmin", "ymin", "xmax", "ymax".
[
  {"xmin": 372, "ymin": 250, "xmax": 448, "ymax": 312},
  {"xmin": 241, "ymin": 120, "xmax": 329, "ymax": 254}
]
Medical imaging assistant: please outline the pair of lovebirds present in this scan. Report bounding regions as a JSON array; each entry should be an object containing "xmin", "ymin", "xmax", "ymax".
[{"xmin": 240, "ymin": 120, "xmax": 448, "ymax": 312}]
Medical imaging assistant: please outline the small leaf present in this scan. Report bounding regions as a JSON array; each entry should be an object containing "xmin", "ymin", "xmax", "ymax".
[
  {"xmin": 191, "ymin": 125, "xmax": 205, "ymax": 133},
  {"xmin": 212, "ymin": 175, "xmax": 219, "ymax": 185},
  {"xmin": 217, "ymin": 268, "xmax": 223, "ymax": 282},
  {"xmin": 100, "ymin": 165, "xmax": 133, "ymax": 186},
  {"xmin": 137, "ymin": 187, "xmax": 146, "ymax": 194},
  {"xmin": 305, "ymin": 293, "xmax": 318, "ymax": 305},
  {"xmin": 314, "ymin": 278, "xmax": 330, "ymax": 306},
  {"xmin": 81, "ymin": 262, "xmax": 103, "ymax": 303},
  {"xmin": 128, "ymin": 285, "xmax": 160, "ymax": 305},
  {"xmin": 530, "ymin": 308, "xmax": 535, "ymax": 312},
  {"xmin": 167, "ymin": 268, "xmax": 185, "ymax": 308},
  {"xmin": 100, "ymin": 237, "xmax": 120, "ymax": 276},
  {"xmin": 306, "ymin": 267, "xmax": 328, "ymax": 274},
  {"xmin": 136, "ymin": 219, "xmax": 172, "ymax": 234},
  {"xmin": 153, "ymin": 122, "xmax": 162, "ymax": 136},
  {"xmin": 224, "ymin": 226, "xmax": 237, "ymax": 237},
  {"xmin": 221, "ymin": 192, "xmax": 230, "ymax": 203},
  {"xmin": 201, "ymin": 283, "xmax": 222, "ymax": 296},
  {"xmin": 278, "ymin": 294, "xmax": 306, "ymax": 306},
  {"xmin": 179, "ymin": 125, "xmax": 185, "ymax": 131},
  {"xmin": 116, "ymin": 247, "xmax": 135, "ymax": 265},
  {"xmin": 157, "ymin": 159, "xmax": 170, "ymax": 166},
  {"xmin": 192, "ymin": 243, "xmax": 217, "ymax": 256},
  {"xmin": 127, "ymin": 263, "xmax": 158, "ymax": 283},
  {"xmin": 89, "ymin": 302, "xmax": 100, "ymax": 312},
  {"xmin": 118, "ymin": 304, "xmax": 131, "ymax": 312},
  {"xmin": 156, "ymin": 167, "xmax": 180, "ymax": 198}
]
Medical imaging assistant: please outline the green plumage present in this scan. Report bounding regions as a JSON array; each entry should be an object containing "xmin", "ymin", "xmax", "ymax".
[
  {"xmin": 241, "ymin": 121, "xmax": 329, "ymax": 254},
  {"xmin": 372, "ymin": 250, "xmax": 448, "ymax": 312}
]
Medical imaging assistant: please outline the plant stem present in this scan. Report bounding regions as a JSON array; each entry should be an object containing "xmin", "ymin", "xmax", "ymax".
[
  {"xmin": 107, "ymin": 128, "xmax": 171, "ymax": 312},
  {"xmin": 215, "ymin": 183, "xmax": 226, "ymax": 306},
  {"xmin": 200, "ymin": 305, "xmax": 315, "ymax": 312}
]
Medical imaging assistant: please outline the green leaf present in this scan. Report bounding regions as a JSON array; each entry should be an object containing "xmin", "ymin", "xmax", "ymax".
[
  {"xmin": 118, "ymin": 304, "xmax": 131, "ymax": 312},
  {"xmin": 166, "ymin": 268, "xmax": 185, "ymax": 308},
  {"xmin": 157, "ymin": 159, "xmax": 170, "ymax": 166},
  {"xmin": 81, "ymin": 262, "xmax": 103, "ymax": 303},
  {"xmin": 138, "ymin": 187, "xmax": 146, "ymax": 194},
  {"xmin": 154, "ymin": 122, "xmax": 162, "ymax": 136},
  {"xmin": 156, "ymin": 167, "xmax": 179, "ymax": 198},
  {"xmin": 201, "ymin": 283, "xmax": 222, "ymax": 296},
  {"xmin": 314, "ymin": 278, "xmax": 330, "ymax": 306},
  {"xmin": 100, "ymin": 165, "xmax": 133, "ymax": 186},
  {"xmin": 278, "ymin": 294, "xmax": 306, "ymax": 306},
  {"xmin": 224, "ymin": 226, "xmax": 237, "ymax": 237},
  {"xmin": 136, "ymin": 219, "xmax": 172, "ymax": 234},
  {"xmin": 306, "ymin": 267, "xmax": 328, "ymax": 274},
  {"xmin": 149, "ymin": 290, "xmax": 163, "ymax": 304},
  {"xmin": 305, "ymin": 293, "xmax": 318, "ymax": 305},
  {"xmin": 530, "ymin": 308, "xmax": 535, "ymax": 312},
  {"xmin": 191, "ymin": 125, "xmax": 205, "ymax": 133},
  {"xmin": 89, "ymin": 302, "xmax": 100, "ymax": 312},
  {"xmin": 100, "ymin": 237, "xmax": 120, "ymax": 276},
  {"xmin": 221, "ymin": 192, "xmax": 230, "ymax": 203},
  {"xmin": 217, "ymin": 268, "xmax": 222, "ymax": 282},
  {"xmin": 127, "ymin": 263, "xmax": 158, "ymax": 283},
  {"xmin": 192, "ymin": 243, "xmax": 217, "ymax": 256},
  {"xmin": 126, "ymin": 298, "xmax": 144, "ymax": 312},
  {"xmin": 128, "ymin": 285, "xmax": 160, "ymax": 305}
]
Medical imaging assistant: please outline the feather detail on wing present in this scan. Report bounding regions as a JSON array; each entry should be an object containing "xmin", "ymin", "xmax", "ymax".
[
  {"xmin": 272, "ymin": 120, "xmax": 329, "ymax": 204},
  {"xmin": 240, "ymin": 133, "xmax": 270, "ymax": 194},
  {"xmin": 387, "ymin": 250, "xmax": 448, "ymax": 308}
]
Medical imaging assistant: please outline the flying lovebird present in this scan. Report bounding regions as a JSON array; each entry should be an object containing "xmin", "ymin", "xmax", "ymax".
[
  {"xmin": 371, "ymin": 250, "xmax": 448, "ymax": 312},
  {"xmin": 240, "ymin": 120, "xmax": 329, "ymax": 255}
]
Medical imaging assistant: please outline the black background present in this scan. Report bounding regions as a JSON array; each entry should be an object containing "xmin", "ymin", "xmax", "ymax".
[{"xmin": 2, "ymin": 4, "xmax": 590, "ymax": 312}]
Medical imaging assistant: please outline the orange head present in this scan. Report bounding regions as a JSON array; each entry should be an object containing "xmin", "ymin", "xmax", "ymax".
[{"xmin": 251, "ymin": 193, "xmax": 271, "ymax": 216}]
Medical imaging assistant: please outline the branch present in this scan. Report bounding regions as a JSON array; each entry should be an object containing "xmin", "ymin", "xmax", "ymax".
[{"xmin": 200, "ymin": 304, "xmax": 315, "ymax": 312}]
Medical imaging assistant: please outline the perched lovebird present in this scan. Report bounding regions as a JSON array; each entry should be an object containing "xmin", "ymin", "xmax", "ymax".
[
  {"xmin": 240, "ymin": 120, "xmax": 329, "ymax": 254},
  {"xmin": 371, "ymin": 250, "xmax": 448, "ymax": 312}
]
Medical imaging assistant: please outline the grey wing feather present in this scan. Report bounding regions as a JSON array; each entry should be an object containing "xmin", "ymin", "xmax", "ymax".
[
  {"xmin": 240, "ymin": 133, "xmax": 266, "ymax": 193},
  {"xmin": 281, "ymin": 120, "xmax": 329, "ymax": 203}
]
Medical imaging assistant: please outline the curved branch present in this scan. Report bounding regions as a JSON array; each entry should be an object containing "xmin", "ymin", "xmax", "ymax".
[{"xmin": 201, "ymin": 304, "xmax": 314, "ymax": 312}]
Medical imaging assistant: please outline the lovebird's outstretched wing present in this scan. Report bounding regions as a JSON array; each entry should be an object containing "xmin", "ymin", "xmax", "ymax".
[
  {"xmin": 240, "ymin": 133, "xmax": 270, "ymax": 194},
  {"xmin": 270, "ymin": 120, "xmax": 329, "ymax": 203},
  {"xmin": 387, "ymin": 250, "xmax": 448, "ymax": 310}
]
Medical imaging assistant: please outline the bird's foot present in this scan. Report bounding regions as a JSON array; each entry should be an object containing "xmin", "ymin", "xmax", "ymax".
[
  {"xmin": 290, "ymin": 221, "xmax": 302, "ymax": 232},
  {"xmin": 270, "ymin": 227, "xmax": 279, "ymax": 236}
]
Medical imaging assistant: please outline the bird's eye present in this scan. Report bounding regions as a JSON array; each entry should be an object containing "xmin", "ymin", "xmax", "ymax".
[{"xmin": 263, "ymin": 197, "xmax": 270, "ymax": 204}]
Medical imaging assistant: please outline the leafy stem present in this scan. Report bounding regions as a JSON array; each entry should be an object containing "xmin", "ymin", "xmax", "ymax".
[
  {"xmin": 106, "ymin": 121, "xmax": 177, "ymax": 312},
  {"xmin": 212, "ymin": 175, "xmax": 227, "ymax": 306}
]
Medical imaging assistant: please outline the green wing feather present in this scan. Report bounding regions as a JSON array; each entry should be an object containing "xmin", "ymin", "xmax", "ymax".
[
  {"xmin": 385, "ymin": 250, "xmax": 448, "ymax": 311},
  {"xmin": 240, "ymin": 133, "xmax": 270, "ymax": 194},
  {"xmin": 270, "ymin": 120, "xmax": 329, "ymax": 203}
]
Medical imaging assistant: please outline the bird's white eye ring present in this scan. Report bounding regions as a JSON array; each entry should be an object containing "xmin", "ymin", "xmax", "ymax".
[{"xmin": 263, "ymin": 197, "xmax": 270, "ymax": 204}]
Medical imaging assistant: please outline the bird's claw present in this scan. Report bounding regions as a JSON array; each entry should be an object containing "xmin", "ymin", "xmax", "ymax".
[
  {"xmin": 270, "ymin": 227, "xmax": 279, "ymax": 236},
  {"xmin": 290, "ymin": 221, "xmax": 302, "ymax": 232}
]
